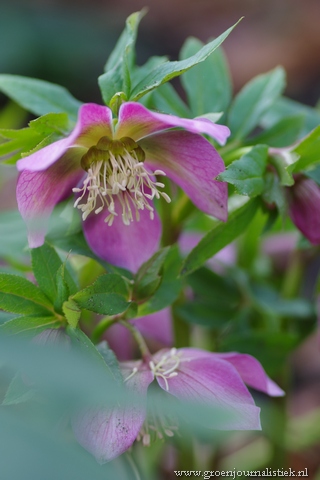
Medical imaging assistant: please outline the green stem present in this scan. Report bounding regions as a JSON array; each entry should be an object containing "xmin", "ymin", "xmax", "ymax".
[
  {"xmin": 120, "ymin": 320, "xmax": 151, "ymax": 361},
  {"xmin": 91, "ymin": 316, "xmax": 117, "ymax": 344}
]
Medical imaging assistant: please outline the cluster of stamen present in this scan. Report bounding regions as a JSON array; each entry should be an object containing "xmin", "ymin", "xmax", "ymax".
[
  {"xmin": 73, "ymin": 136, "xmax": 171, "ymax": 226},
  {"xmin": 137, "ymin": 413, "xmax": 179, "ymax": 447},
  {"xmin": 149, "ymin": 348, "xmax": 181, "ymax": 392}
]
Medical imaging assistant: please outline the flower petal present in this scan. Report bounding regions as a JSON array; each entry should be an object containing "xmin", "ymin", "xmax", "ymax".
[
  {"xmin": 154, "ymin": 348, "xmax": 261, "ymax": 430},
  {"xmin": 288, "ymin": 177, "xmax": 320, "ymax": 244},
  {"xmin": 217, "ymin": 353, "xmax": 285, "ymax": 397},
  {"xmin": 16, "ymin": 150, "xmax": 84, "ymax": 247},
  {"xmin": 140, "ymin": 130, "xmax": 228, "ymax": 221},
  {"xmin": 83, "ymin": 195, "xmax": 161, "ymax": 273},
  {"xmin": 17, "ymin": 103, "xmax": 113, "ymax": 172},
  {"xmin": 72, "ymin": 365, "xmax": 153, "ymax": 463},
  {"xmin": 116, "ymin": 102, "xmax": 230, "ymax": 145}
]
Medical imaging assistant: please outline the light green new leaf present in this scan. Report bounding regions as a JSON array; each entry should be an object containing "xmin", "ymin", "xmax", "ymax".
[
  {"xmin": 181, "ymin": 198, "xmax": 260, "ymax": 276},
  {"xmin": 0, "ymin": 74, "xmax": 82, "ymax": 120},
  {"xmin": 180, "ymin": 37, "xmax": 232, "ymax": 116},
  {"xmin": 72, "ymin": 274, "xmax": 130, "ymax": 315},
  {"xmin": 130, "ymin": 19, "xmax": 241, "ymax": 101},
  {"xmin": 63, "ymin": 299, "xmax": 81, "ymax": 328},
  {"xmin": 0, "ymin": 273, "xmax": 53, "ymax": 315},
  {"xmin": 228, "ymin": 67, "xmax": 286, "ymax": 140},
  {"xmin": 218, "ymin": 145, "xmax": 268, "ymax": 196},
  {"xmin": 0, "ymin": 315, "xmax": 60, "ymax": 336}
]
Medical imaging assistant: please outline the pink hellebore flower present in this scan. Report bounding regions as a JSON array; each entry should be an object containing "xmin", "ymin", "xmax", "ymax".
[
  {"xmin": 16, "ymin": 102, "xmax": 230, "ymax": 272},
  {"xmin": 73, "ymin": 347, "xmax": 283, "ymax": 463},
  {"xmin": 287, "ymin": 176, "xmax": 320, "ymax": 244}
]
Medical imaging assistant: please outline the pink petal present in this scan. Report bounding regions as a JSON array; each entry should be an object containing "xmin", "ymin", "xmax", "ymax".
[
  {"xmin": 116, "ymin": 102, "xmax": 230, "ymax": 145},
  {"xmin": 132, "ymin": 308, "xmax": 173, "ymax": 346},
  {"xmin": 217, "ymin": 353, "xmax": 285, "ymax": 397},
  {"xmin": 288, "ymin": 177, "xmax": 320, "ymax": 244},
  {"xmin": 104, "ymin": 323, "xmax": 135, "ymax": 361},
  {"xmin": 17, "ymin": 103, "xmax": 113, "ymax": 172},
  {"xmin": 83, "ymin": 195, "xmax": 161, "ymax": 273},
  {"xmin": 140, "ymin": 130, "xmax": 228, "ymax": 221},
  {"xmin": 72, "ymin": 364, "xmax": 153, "ymax": 463},
  {"xmin": 16, "ymin": 150, "xmax": 84, "ymax": 248},
  {"xmin": 154, "ymin": 348, "xmax": 261, "ymax": 430}
]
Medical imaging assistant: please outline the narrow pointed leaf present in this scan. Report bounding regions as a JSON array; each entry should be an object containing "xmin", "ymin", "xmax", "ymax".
[
  {"xmin": 130, "ymin": 20, "xmax": 241, "ymax": 101},
  {"xmin": 181, "ymin": 198, "xmax": 260, "ymax": 276}
]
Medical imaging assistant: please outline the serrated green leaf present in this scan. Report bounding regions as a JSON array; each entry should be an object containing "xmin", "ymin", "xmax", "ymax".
[
  {"xmin": 31, "ymin": 242, "xmax": 77, "ymax": 304},
  {"xmin": 130, "ymin": 19, "xmax": 241, "ymax": 101},
  {"xmin": 2, "ymin": 373, "xmax": 36, "ymax": 406},
  {"xmin": 180, "ymin": 37, "xmax": 232, "ymax": 116},
  {"xmin": 29, "ymin": 112, "xmax": 70, "ymax": 136},
  {"xmin": 0, "ymin": 74, "xmax": 82, "ymax": 120},
  {"xmin": 99, "ymin": 10, "xmax": 145, "ymax": 104},
  {"xmin": 181, "ymin": 198, "xmax": 260, "ymax": 276},
  {"xmin": 134, "ymin": 247, "xmax": 170, "ymax": 301},
  {"xmin": 228, "ymin": 67, "xmax": 286, "ymax": 140},
  {"xmin": 0, "ymin": 315, "xmax": 60, "ymax": 336},
  {"xmin": 72, "ymin": 274, "xmax": 130, "ymax": 315},
  {"xmin": 131, "ymin": 56, "xmax": 169, "ymax": 91},
  {"xmin": 0, "ymin": 273, "xmax": 53, "ymax": 315},
  {"xmin": 54, "ymin": 264, "xmax": 70, "ymax": 314},
  {"xmin": 62, "ymin": 299, "xmax": 81, "ymax": 328},
  {"xmin": 218, "ymin": 145, "xmax": 268, "ymax": 196}
]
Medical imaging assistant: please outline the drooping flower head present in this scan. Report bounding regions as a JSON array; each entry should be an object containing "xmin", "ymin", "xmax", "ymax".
[
  {"xmin": 16, "ymin": 102, "xmax": 230, "ymax": 271},
  {"xmin": 73, "ymin": 347, "xmax": 284, "ymax": 463}
]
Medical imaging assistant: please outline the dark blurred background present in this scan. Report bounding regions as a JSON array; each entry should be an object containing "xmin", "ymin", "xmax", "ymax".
[{"xmin": 1, "ymin": 0, "xmax": 319, "ymax": 106}]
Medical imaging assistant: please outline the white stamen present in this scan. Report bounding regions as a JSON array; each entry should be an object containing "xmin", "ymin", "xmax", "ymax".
[
  {"xmin": 74, "ymin": 145, "xmax": 171, "ymax": 225},
  {"xmin": 149, "ymin": 348, "xmax": 182, "ymax": 392}
]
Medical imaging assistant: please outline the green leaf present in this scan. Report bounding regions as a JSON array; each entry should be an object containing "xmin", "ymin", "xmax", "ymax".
[
  {"xmin": 247, "ymin": 115, "xmax": 304, "ymax": 148},
  {"xmin": 175, "ymin": 301, "xmax": 233, "ymax": 328},
  {"xmin": 96, "ymin": 341, "xmax": 123, "ymax": 384},
  {"xmin": 181, "ymin": 198, "xmax": 260, "ymax": 276},
  {"xmin": 0, "ymin": 210, "xmax": 27, "ymax": 260},
  {"xmin": 305, "ymin": 164, "xmax": 320, "ymax": 185},
  {"xmin": 134, "ymin": 247, "xmax": 170, "ymax": 301},
  {"xmin": 66, "ymin": 326, "xmax": 120, "ymax": 382},
  {"xmin": 99, "ymin": 10, "xmax": 145, "ymax": 104},
  {"xmin": 130, "ymin": 19, "xmax": 241, "ymax": 101},
  {"xmin": 290, "ymin": 125, "xmax": 320, "ymax": 173},
  {"xmin": 0, "ymin": 74, "xmax": 82, "ymax": 120},
  {"xmin": 2, "ymin": 373, "xmax": 36, "ymax": 406},
  {"xmin": 0, "ymin": 274, "xmax": 53, "ymax": 315},
  {"xmin": 31, "ymin": 242, "xmax": 77, "ymax": 304},
  {"xmin": 261, "ymin": 96, "xmax": 320, "ymax": 138},
  {"xmin": 131, "ymin": 56, "xmax": 169, "ymax": 91},
  {"xmin": 138, "ymin": 246, "xmax": 182, "ymax": 315},
  {"xmin": 72, "ymin": 274, "xmax": 130, "ymax": 315},
  {"xmin": 0, "ymin": 315, "xmax": 60, "ymax": 336},
  {"xmin": 180, "ymin": 37, "xmax": 232, "ymax": 116},
  {"xmin": 218, "ymin": 145, "xmax": 268, "ymax": 196},
  {"xmin": 54, "ymin": 264, "xmax": 71, "ymax": 314},
  {"xmin": 62, "ymin": 299, "xmax": 81, "ymax": 328},
  {"xmin": 228, "ymin": 67, "xmax": 286, "ymax": 140},
  {"xmin": 262, "ymin": 172, "xmax": 287, "ymax": 219},
  {"xmin": 149, "ymin": 82, "xmax": 191, "ymax": 117}
]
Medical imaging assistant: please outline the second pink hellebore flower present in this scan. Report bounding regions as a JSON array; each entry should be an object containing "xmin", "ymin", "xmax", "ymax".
[
  {"xmin": 73, "ymin": 347, "xmax": 284, "ymax": 463},
  {"xmin": 16, "ymin": 102, "xmax": 230, "ymax": 272}
]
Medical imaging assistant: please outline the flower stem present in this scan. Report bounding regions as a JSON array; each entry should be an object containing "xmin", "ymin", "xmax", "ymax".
[
  {"xmin": 91, "ymin": 316, "xmax": 118, "ymax": 344},
  {"xmin": 120, "ymin": 321, "xmax": 151, "ymax": 362}
]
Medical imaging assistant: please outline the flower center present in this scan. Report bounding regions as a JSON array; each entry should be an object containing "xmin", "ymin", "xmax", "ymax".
[
  {"xmin": 149, "ymin": 348, "xmax": 181, "ymax": 391},
  {"xmin": 72, "ymin": 136, "xmax": 171, "ymax": 226}
]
